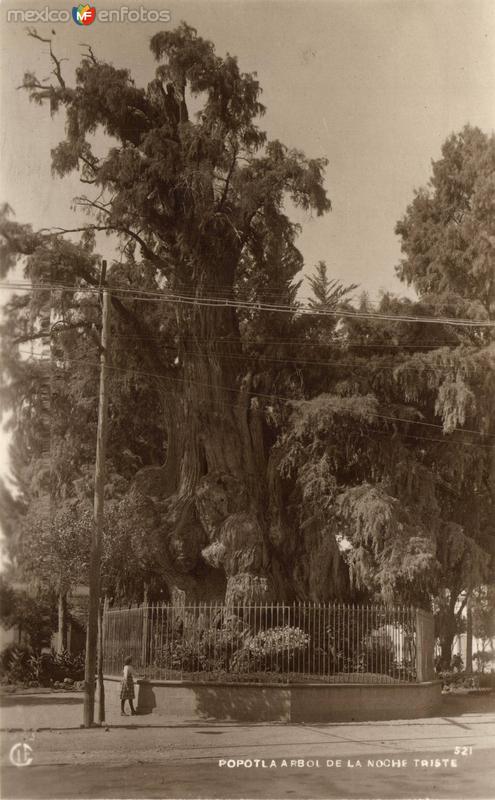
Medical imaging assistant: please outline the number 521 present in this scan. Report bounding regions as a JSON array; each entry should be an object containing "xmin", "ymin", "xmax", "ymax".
[{"xmin": 454, "ymin": 747, "xmax": 473, "ymax": 756}]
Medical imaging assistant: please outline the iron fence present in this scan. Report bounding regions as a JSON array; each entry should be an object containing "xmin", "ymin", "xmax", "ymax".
[{"xmin": 103, "ymin": 602, "xmax": 433, "ymax": 684}]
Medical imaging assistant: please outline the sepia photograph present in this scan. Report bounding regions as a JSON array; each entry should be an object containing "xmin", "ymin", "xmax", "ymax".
[{"xmin": 0, "ymin": 1, "xmax": 494, "ymax": 798}]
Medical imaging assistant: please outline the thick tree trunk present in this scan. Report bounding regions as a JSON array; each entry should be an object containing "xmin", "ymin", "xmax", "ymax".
[
  {"xmin": 438, "ymin": 599, "xmax": 459, "ymax": 670},
  {"xmin": 132, "ymin": 264, "xmax": 347, "ymax": 604},
  {"xmin": 161, "ymin": 349, "xmax": 275, "ymax": 604},
  {"xmin": 439, "ymin": 633, "xmax": 456, "ymax": 670}
]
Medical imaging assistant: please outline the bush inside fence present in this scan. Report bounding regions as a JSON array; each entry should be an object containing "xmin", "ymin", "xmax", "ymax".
[{"xmin": 103, "ymin": 603, "xmax": 420, "ymax": 683}]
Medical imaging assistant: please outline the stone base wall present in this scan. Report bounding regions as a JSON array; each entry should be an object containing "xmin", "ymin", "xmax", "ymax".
[{"xmin": 104, "ymin": 677, "xmax": 442, "ymax": 723}]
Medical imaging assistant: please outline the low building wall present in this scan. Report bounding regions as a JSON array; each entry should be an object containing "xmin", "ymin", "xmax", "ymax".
[{"xmin": 104, "ymin": 676, "xmax": 442, "ymax": 723}]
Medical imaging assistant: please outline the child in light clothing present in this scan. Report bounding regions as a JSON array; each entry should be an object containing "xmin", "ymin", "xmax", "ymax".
[{"xmin": 120, "ymin": 656, "xmax": 137, "ymax": 715}]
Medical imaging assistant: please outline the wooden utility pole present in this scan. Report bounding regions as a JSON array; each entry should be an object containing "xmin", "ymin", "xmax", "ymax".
[
  {"xmin": 83, "ymin": 262, "xmax": 110, "ymax": 728},
  {"xmin": 57, "ymin": 591, "xmax": 68, "ymax": 653},
  {"xmin": 465, "ymin": 593, "xmax": 473, "ymax": 675},
  {"xmin": 97, "ymin": 597, "xmax": 106, "ymax": 724}
]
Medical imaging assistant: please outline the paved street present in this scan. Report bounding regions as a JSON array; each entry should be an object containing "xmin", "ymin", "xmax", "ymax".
[{"xmin": 1, "ymin": 691, "xmax": 495, "ymax": 798}]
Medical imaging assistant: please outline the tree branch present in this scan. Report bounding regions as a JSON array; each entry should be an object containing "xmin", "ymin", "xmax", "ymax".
[
  {"xmin": 12, "ymin": 321, "xmax": 94, "ymax": 345},
  {"xmin": 80, "ymin": 43, "xmax": 98, "ymax": 65},
  {"xmin": 79, "ymin": 153, "xmax": 99, "ymax": 173},
  {"xmin": 48, "ymin": 200, "xmax": 168, "ymax": 273},
  {"xmin": 217, "ymin": 145, "xmax": 238, "ymax": 212},
  {"xmin": 39, "ymin": 224, "xmax": 159, "ymax": 267},
  {"xmin": 27, "ymin": 29, "xmax": 66, "ymax": 90}
]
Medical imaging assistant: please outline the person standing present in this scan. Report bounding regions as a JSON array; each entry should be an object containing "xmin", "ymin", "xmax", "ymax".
[{"xmin": 120, "ymin": 656, "xmax": 137, "ymax": 715}]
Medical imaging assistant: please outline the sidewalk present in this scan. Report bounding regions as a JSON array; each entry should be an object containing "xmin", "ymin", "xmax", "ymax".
[{"xmin": 1, "ymin": 691, "xmax": 495, "ymax": 799}]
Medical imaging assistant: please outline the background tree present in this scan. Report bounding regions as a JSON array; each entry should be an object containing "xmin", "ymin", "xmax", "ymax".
[
  {"xmin": 471, "ymin": 585, "xmax": 495, "ymax": 671},
  {"xmin": 0, "ymin": 228, "xmax": 169, "ymax": 621},
  {"xmin": 392, "ymin": 125, "xmax": 495, "ymax": 662},
  {"xmin": 0, "ymin": 576, "xmax": 57, "ymax": 651},
  {"xmin": 273, "ymin": 128, "xmax": 495, "ymax": 632}
]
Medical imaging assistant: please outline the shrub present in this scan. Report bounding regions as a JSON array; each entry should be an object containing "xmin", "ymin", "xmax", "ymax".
[
  {"xmin": 325, "ymin": 616, "xmax": 403, "ymax": 677},
  {"xmin": 0, "ymin": 644, "xmax": 34, "ymax": 684},
  {"xmin": 362, "ymin": 631, "xmax": 397, "ymax": 675},
  {"xmin": 473, "ymin": 650, "xmax": 495, "ymax": 673},
  {"xmin": 153, "ymin": 623, "xmax": 310, "ymax": 675},
  {"xmin": 0, "ymin": 645, "xmax": 85, "ymax": 686},
  {"xmin": 450, "ymin": 654, "xmax": 464, "ymax": 672},
  {"xmin": 201, "ymin": 616, "xmax": 251, "ymax": 671},
  {"xmin": 53, "ymin": 649, "xmax": 85, "ymax": 682},
  {"xmin": 478, "ymin": 672, "xmax": 495, "ymax": 689},
  {"xmin": 153, "ymin": 614, "xmax": 251, "ymax": 674},
  {"xmin": 325, "ymin": 614, "xmax": 373, "ymax": 673},
  {"xmin": 155, "ymin": 639, "xmax": 209, "ymax": 673},
  {"xmin": 439, "ymin": 670, "xmax": 482, "ymax": 690},
  {"xmin": 238, "ymin": 626, "xmax": 310, "ymax": 671}
]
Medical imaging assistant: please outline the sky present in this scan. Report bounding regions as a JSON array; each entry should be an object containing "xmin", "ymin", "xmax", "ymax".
[{"xmin": 0, "ymin": 0, "xmax": 495, "ymax": 484}]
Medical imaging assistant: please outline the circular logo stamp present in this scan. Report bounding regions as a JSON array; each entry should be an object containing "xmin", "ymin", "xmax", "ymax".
[{"xmin": 9, "ymin": 742, "xmax": 33, "ymax": 767}]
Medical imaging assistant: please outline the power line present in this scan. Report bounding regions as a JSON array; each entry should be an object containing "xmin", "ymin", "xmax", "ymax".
[
  {"xmin": 95, "ymin": 333, "xmax": 468, "ymax": 348},
  {"xmin": 12, "ymin": 327, "xmax": 492, "ymax": 376},
  {"xmin": 364, "ymin": 427, "xmax": 492, "ymax": 450},
  {"xmin": 85, "ymin": 334, "xmax": 490, "ymax": 377},
  {"xmin": 2, "ymin": 281, "xmax": 494, "ymax": 328},
  {"xmin": 83, "ymin": 341, "xmax": 494, "ymax": 377},
  {"xmin": 15, "ymin": 339, "xmax": 491, "ymax": 382},
  {"xmin": 9, "ymin": 379, "xmax": 491, "ymax": 451},
  {"xmin": 16, "ymin": 348, "xmax": 495, "ymax": 440},
  {"xmin": 10, "ymin": 326, "xmax": 475, "ymax": 349},
  {"xmin": 0, "ymin": 278, "xmax": 398, "ymax": 306}
]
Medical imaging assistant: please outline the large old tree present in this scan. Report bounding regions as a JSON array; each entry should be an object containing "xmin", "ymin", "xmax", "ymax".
[
  {"xmin": 2, "ymin": 24, "xmax": 340, "ymax": 604},
  {"xmin": 1, "ymin": 25, "xmax": 494, "ymax": 628}
]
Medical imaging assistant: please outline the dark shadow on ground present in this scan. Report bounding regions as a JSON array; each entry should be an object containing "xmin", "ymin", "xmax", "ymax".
[
  {"xmin": 136, "ymin": 683, "xmax": 156, "ymax": 715},
  {"xmin": 0, "ymin": 723, "xmax": 264, "ymax": 732},
  {"xmin": 192, "ymin": 684, "xmax": 289, "ymax": 722},
  {"xmin": 439, "ymin": 693, "xmax": 495, "ymax": 715},
  {"xmin": 0, "ymin": 719, "xmax": 291, "ymax": 732},
  {"xmin": 0, "ymin": 696, "xmax": 82, "ymax": 707}
]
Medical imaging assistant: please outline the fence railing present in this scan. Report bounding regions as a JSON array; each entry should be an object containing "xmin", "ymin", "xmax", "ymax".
[{"xmin": 103, "ymin": 602, "xmax": 434, "ymax": 684}]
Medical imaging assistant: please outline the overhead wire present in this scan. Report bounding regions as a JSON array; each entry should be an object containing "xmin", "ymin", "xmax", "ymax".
[
  {"xmin": 8, "ymin": 328, "xmax": 474, "ymax": 350},
  {"xmin": 6, "ymin": 279, "xmax": 494, "ymax": 445},
  {"xmin": 0, "ymin": 279, "xmax": 398, "ymax": 306},
  {"xmin": 91, "ymin": 334, "xmax": 471, "ymax": 348},
  {"xmin": 0, "ymin": 276, "xmax": 444, "ymax": 309},
  {"xmin": 62, "ymin": 341, "xmax": 493, "ymax": 377},
  {"xmin": 13, "ymin": 352, "xmax": 494, "ymax": 451},
  {"xmin": 1, "ymin": 281, "xmax": 494, "ymax": 328},
  {"xmin": 74, "ymin": 331, "xmax": 490, "ymax": 376},
  {"xmin": 16, "ymin": 347, "xmax": 495, "ymax": 441},
  {"xmin": 13, "ymin": 380, "xmax": 490, "ymax": 451},
  {"xmin": 10, "ymin": 322, "xmax": 492, "ymax": 376}
]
